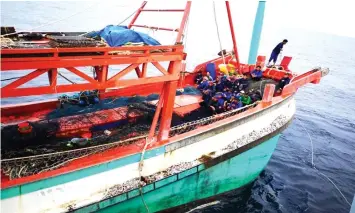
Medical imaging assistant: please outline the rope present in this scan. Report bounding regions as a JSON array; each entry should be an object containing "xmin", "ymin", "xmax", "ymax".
[
  {"xmin": 212, "ymin": 1, "xmax": 225, "ymax": 65},
  {"xmin": 138, "ymin": 137, "xmax": 151, "ymax": 213},
  {"xmin": 296, "ymin": 117, "xmax": 351, "ymax": 207},
  {"xmin": 2, "ymin": 102, "xmax": 257, "ymax": 162},
  {"xmin": 58, "ymin": 72, "xmax": 76, "ymax": 84},
  {"xmin": 1, "ymin": 76, "xmax": 21, "ymax": 81},
  {"xmin": 1, "ymin": 2, "xmax": 100, "ymax": 37},
  {"xmin": 1, "ymin": 135, "xmax": 147, "ymax": 162}
]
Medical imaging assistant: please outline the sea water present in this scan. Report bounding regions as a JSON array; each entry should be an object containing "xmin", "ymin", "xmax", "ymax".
[{"xmin": 1, "ymin": 2, "xmax": 354, "ymax": 213}]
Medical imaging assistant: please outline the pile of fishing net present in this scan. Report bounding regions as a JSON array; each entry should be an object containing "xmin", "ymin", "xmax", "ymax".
[{"xmin": 47, "ymin": 36, "xmax": 107, "ymax": 48}]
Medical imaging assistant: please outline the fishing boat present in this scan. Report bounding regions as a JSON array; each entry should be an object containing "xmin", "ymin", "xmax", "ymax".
[{"xmin": 0, "ymin": 2, "xmax": 329, "ymax": 213}]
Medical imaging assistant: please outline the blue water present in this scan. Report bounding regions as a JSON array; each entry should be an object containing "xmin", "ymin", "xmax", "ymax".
[{"xmin": 1, "ymin": 2, "xmax": 354, "ymax": 213}]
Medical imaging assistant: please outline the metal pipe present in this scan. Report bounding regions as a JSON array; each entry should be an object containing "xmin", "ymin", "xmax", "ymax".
[
  {"xmin": 128, "ymin": 1, "xmax": 147, "ymax": 29},
  {"xmin": 148, "ymin": 84, "xmax": 165, "ymax": 140},
  {"xmin": 141, "ymin": 9, "xmax": 184, "ymax": 12},
  {"xmin": 225, "ymin": 1, "xmax": 241, "ymax": 74},
  {"xmin": 248, "ymin": 1, "xmax": 266, "ymax": 65},
  {"xmin": 176, "ymin": 1, "xmax": 192, "ymax": 43},
  {"xmin": 130, "ymin": 25, "xmax": 178, "ymax": 32}
]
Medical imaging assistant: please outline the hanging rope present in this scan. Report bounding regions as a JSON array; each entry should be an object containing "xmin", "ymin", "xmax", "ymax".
[
  {"xmin": 1, "ymin": 76, "xmax": 21, "ymax": 81},
  {"xmin": 58, "ymin": 72, "xmax": 76, "ymax": 84},
  {"xmin": 296, "ymin": 117, "xmax": 351, "ymax": 207},
  {"xmin": 212, "ymin": 1, "xmax": 226, "ymax": 65},
  {"xmin": 138, "ymin": 137, "xmax": 152, "ymax": 213}
]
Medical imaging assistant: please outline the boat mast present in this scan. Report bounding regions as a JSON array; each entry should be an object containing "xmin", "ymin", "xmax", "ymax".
[
  {"xmin": 248, "ymin": 1, "xmax": 266, "ymax": 64},
  {"xmin": 225, "ymin": 1, "xmax": 240, "ymax": 73}
]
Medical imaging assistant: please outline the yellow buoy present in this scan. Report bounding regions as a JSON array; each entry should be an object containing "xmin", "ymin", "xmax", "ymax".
[{"xmin": 218, "ymin": 64, "xmax": 228, "ymax": 75}]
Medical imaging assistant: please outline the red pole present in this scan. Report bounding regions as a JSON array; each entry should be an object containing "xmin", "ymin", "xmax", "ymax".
[
  {"xmin": 148, "ymin": 85, "xmax": 165, "ymax": 140},
  {"xmin": 157, "ymin": 60, "xmax": 181, "ymax": 141},
  {"xmin": 225, "ymin": 1, "xmax": 241, "ymax": 74},
  {"xmin": 128, "ymin": 1, "xmax": 148, "ymax": 29},
  {"xmin": 175, "ymin": 1, "xmax": 192, "ymax": 43}
]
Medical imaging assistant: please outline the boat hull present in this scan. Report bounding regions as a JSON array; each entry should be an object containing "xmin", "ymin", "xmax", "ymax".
[
  {"xmin": 1, "ymin": 96, "xmax": 295, "ymax": 213},
  {"xmin": 82, "ymin": 134, "xmax": 280, "ymax": 213}
]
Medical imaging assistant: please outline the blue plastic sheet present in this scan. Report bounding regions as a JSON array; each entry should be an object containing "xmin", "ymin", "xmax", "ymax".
[{"xmin": 87, "ymin": 25, "xmax": 161, "ymax": 47}]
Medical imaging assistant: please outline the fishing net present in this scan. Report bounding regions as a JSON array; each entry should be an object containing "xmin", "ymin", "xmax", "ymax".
[
  {"xmin": 1, "ymin": 101, "xmax": 258, "ymax": 180},
  {"xmin": 47, "ymin": 36, "xmax": 107, "ymax": 48},
  {"xmin": 47, "ymin": 86, "xmax": 200, "ymax": 120}
]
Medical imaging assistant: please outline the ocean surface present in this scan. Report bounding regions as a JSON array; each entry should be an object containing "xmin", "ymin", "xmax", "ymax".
[{"xmin": 1, "ymin": 1, "xmax": 354, "ymax": 213}]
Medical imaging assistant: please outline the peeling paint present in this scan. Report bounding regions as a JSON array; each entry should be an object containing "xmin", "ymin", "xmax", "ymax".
[{"xmin": 100, "ymin": 115, "xmax": 289, "ymax": 202}]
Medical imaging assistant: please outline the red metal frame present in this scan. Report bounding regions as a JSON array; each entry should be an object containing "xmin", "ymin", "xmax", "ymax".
[
  {"xmin": 128, "ymin": 1, "xmax": 191, "ymax": 44},
  {"xmin": 0, "ymin": 2, "xmax": 326, "ymax": 188},
  {"xmin": 1, "ymin": 2, "xmax": 192, "ymax": 144},
  {"xmin": 225, "ymin": 1, "xmax": 241, "ymax": 73}
]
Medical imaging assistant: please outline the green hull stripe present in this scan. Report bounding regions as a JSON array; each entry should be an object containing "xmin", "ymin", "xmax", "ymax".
[
  {"xmin": 1, "ymin": 147, "xmax": 165, "ymax": 200},
  {"xmin": 74, "ymin": 134, "xmax": 280, "ymax": 213}
]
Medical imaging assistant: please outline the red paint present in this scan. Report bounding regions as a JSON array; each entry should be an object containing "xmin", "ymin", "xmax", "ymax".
[
  {"xmin": 148, "ymin": 86, "xmax": 165, "ymax": 140},
  {"xmin": 225, "ymin": 1, "xmax": 240, "ymax": 73},
  {"xmin": 0, "ymin": 2, "xmax": 325, "ymax": 191},
  {"xmin": 282, "ymin": 70, "xmax": 322, "ymax": 97},
  {"xmin": 141, "ymin": 9, "xmax": 185, "ymax": 12},
  {"xmin": 127, "ymin": 1, "xmax": 147, "ymax": 29},
  {"xmin": 262, "ymin": 68, "xmax": 293, "ymax": 80},
  {"xmin": 280, "ymin": 56, "xmax": 292, "ymax": 71},
  {"xmin": 176, "ymin": 2, "xmax": 192, "ymax": 43},
  {"xmin": 256, "ymin": 56, "xmax": 266, "ymax": 68},
  {"xmin": 130, "ymin": 25, "xmax": 178, "ymax": 32},
  {"xmin": 262, "ymin": 84, "xmax": 275, "ymax": 104}
]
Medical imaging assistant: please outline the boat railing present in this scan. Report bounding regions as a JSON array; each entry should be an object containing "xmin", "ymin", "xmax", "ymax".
[
  {"xmin": 1, "ymin": 102, "xmax": 258, "ymax": 180},
  {"xmin": 169, "ymin": 102, "xmax": 258, "ymax": 136}
]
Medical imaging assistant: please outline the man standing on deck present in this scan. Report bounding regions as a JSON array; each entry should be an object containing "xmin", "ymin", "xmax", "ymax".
[{"xmin": 267, "ymin": 39, "xmax": 288, "ymax": 66}]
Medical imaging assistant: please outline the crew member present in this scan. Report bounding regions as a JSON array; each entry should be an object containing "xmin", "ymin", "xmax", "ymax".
[{"xmin": 267, "ymin": 39, "xmax": 288, "ymax": 66}]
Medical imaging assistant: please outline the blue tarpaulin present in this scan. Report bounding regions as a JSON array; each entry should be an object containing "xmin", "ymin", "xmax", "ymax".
[{"xmin": 87, "ymin": 25, "xmax": 161, "ymax": 47}]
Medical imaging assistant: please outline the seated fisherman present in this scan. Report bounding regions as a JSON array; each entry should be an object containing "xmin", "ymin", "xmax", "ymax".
[
  {"xmin": 215, "ymin": 76, "xmax": 224, "ymax": 92},
  {"xmin": 223, "ymin": 76, "xmax": 233, "ymax": 89},
  {"xmin": 210, "ymin": 95, "xmax": 226, "ymax": 114},
  {"xmin": 250, "ymin": 65, "xmax": 263, "ymax": 81},
  {"xmin": 203, "ymin": 81, "xmax": 216, "ymax": 95},
  {"xmin": 201, "ymin": 89, "xmax": 213, "ymax": 107},
  {"xmin": 195, "ymin": 71, "xmax": 203, "ymax": 84},
  {"xmin": 232, "ymin": 90, "xmax": 241, "ymax": 100},
  {"xmin": 235, "ymin": 75, "xmax": 249, "ymax": 92},
  {"xmin": 222, "ymin": 87, "xmax": 233, "ymax": 102},
  {"xmin": 250, "ymin": 90, "xmax": 262, "ymax": 103},
  {"xmin": 197, "ymin": 77, "xmax": 209, "ymax": 91},
  {"xmin": 277, "ymin": 73, "xmax": 291, "ymax": 93},
  {"xmin": 206, "ymin": 72, "xmax": 213, "ymax": 81},
  {"xmin": 227, "ymin": 96, "xmax": 243, "ymax": 111},
  {"xmin": 239, "ymin": 90, "xmax": 251, "ymax": 106}
]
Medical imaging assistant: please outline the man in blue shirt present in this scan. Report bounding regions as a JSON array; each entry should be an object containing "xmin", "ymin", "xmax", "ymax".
[
  {"xmin": 267, "ymin": 39, "xmax": 288, "ymax": 66},
  {"xmin": 251, "ymin": 65, "xmax": 263, "ymax": 81},
  {"xmin": 276, "ymin": 73, "xmax": 292, "ymax": 93},
  {"xmin": 197, "ymin": 77, "xmax": 209, "ymax": 91}
]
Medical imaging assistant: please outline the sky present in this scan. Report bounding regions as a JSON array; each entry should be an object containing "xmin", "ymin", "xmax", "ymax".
[
  {"xmin": 1, "ymin": 0, "xmax": 354, "ymax": 38},
  {"xmin": 264, "ymin": 0, "xmax": 355, "ymax": 38}
]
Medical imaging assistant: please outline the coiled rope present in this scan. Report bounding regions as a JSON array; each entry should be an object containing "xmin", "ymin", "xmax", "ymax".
[{"xmin": 296, "ymin": 117, "xmax": 351, "ymax": 207}]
